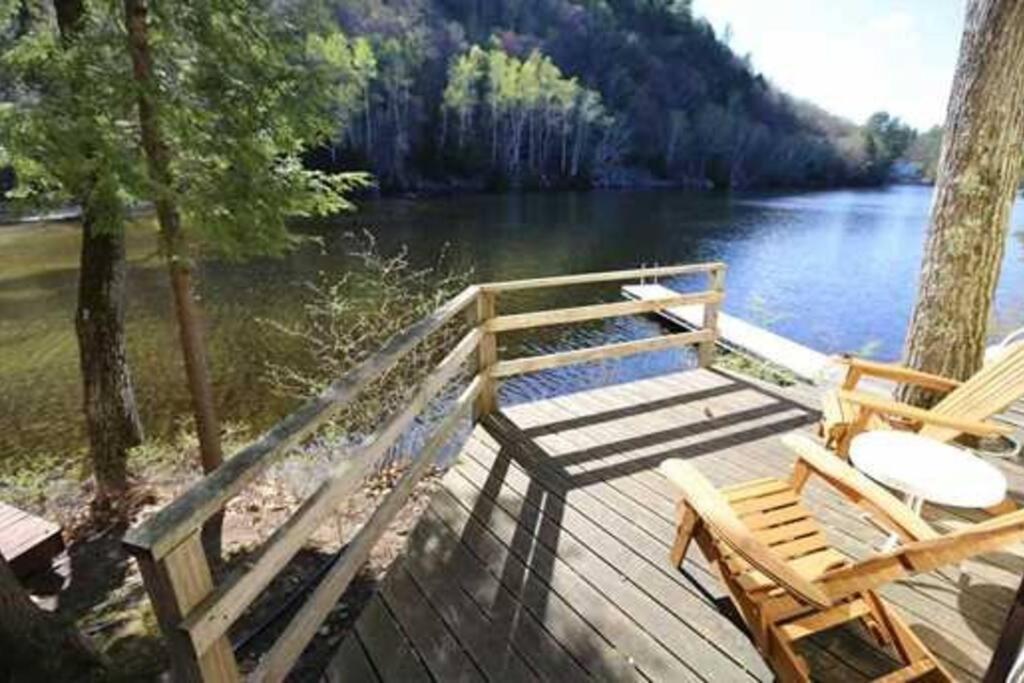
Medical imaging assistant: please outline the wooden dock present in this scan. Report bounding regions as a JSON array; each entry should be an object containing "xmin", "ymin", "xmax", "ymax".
[
  {"xmin": 326, "ymin": 368, "xmax": 1024, "ymax": 682},
  {"xmin": 622, "ymin": 283, "xmax": 835, "ymax": 384},
  {"xmin": 123, "ymin": 263, "xmax": 1024, "ymax": 682},
  {"xmin": 0, "ymin": 501, "xmax": 63, "ymax": 577}
]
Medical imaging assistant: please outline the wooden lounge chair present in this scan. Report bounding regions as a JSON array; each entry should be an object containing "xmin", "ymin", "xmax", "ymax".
[
  {"xmin": 660, "ymin": 434, "xmax": 1024, "ymax": 682},
  {"xmin": 820, "ymin": 348, "xmax": 1024, "ymax": 456}
]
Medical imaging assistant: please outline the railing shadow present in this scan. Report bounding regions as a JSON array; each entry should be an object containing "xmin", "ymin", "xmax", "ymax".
[{"xmin": 400, "ymin": 371, "xmax": 822, "ymax": 680}]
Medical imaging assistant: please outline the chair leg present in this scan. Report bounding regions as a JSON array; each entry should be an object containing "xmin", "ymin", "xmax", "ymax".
[
  {"xmin": 863, "ymin": 592, "xmax": 953, "ymax": 681},
  {"xmin": 768, "ymin": 626, "xmax": 811, "ymax": 683},
  {"xmin": 670, "ymin": 502, "xmax": 699, "ymax": 569}
]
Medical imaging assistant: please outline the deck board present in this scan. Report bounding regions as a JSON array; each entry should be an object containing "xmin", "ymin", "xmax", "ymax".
[
  {"xmin": 327, "ymin": 368, "xmax": 1023, "ymax": 681},
  {"xmin": 0, "ymin": 501, "xmax": 63, "ymax": 577}
]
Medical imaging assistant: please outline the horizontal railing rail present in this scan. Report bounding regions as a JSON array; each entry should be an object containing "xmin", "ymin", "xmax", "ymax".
[{"xmin": 124, "ymin": 262, "xmax": 725, "ymax": 682}]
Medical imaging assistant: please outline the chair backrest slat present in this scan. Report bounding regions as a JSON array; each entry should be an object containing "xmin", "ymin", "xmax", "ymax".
[{"xmin": 921, "ymin": 343, "xmax": 1024, "ymax": 441}]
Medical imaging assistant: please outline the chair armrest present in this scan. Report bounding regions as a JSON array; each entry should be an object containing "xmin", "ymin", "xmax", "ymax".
[
  {"xmin": 835, "ymin": 356, "xmax": 961, "ymax": 392},
  {"xmin": 818, "ymin": 508, "xmax": 1024, "ymax": 602},
  {"xmin": 781, "ymin": 434, "xmax": 939, "ymax": 543},
  {"xmin": 660, "ymin": 459, "xmax": 832, "ymax": 609},
  {"xmin": 837, "ymin": 390, "xmax": 1015, "ymax": 438}
]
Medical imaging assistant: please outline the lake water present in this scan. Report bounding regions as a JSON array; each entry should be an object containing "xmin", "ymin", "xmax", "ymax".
[{"xmin": 3, "ymin": 185, "xmax": 1024, "ymax": 477}]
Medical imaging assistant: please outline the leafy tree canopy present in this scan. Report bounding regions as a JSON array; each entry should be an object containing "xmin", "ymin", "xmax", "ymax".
[{"xmin": 1, "ymin": 0, "xmax": 369, "ymax": 258}]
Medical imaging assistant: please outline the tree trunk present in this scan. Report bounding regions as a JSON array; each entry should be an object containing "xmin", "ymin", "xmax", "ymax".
[
  {"xmin": 124, "ymin": 0, "xmax": 224, "ymax": 556},
  {"xmin": 0, "ymin": 553, "xmax": 104, "ymax": 681},
  {"xmin": 899, "ymin": 0, "xmax": 1024, "ymax": 406},
  {"xmin": 75, "ymin": 207, "xmax": 144, "ymax": 504},
  {"xmin": 54, "ymin": 0, "xmax": 143, "ymax": 508}
]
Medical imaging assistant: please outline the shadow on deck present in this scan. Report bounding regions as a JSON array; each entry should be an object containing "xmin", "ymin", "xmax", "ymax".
[{"xmin": 325, "ymin": 368, "xmax": 1022, "ymax": 682}]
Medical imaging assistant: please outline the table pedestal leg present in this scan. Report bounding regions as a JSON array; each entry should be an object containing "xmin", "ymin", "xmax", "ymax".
[{"xmin": 882, "ymin": 494, "xmax": 923, "ymax": 551}]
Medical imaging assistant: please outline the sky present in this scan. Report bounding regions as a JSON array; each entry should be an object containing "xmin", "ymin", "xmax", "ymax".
[{"xmin": 690, "ymin": 0, "xmax": 967, "ymax": 130}]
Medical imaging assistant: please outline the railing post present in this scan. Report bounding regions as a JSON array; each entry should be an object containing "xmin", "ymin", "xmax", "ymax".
[
  {"xmin": 699, "ymin": 265, "xmax": 726, "ymax": 367},
  {"xmin": 128, "ymin": 533, "xmax": 239, "ymax": 682},
  {"xmin": 472, "ymin": 290, "xmax": 498, "ymax": 419}
]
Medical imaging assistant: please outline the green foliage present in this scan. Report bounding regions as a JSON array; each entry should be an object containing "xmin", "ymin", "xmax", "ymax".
[
  {"xmin": 440, "ymin": 44, "xmax": 612, "ymax": 181},
  {"xmin": 308, "ymin": 0, "xmax": 910, "ymax": 190},
  {"xmin": 0, "ymin": 0, "xmax": 137, "ymax": 232},
  {"xmin": 861, "ymin": 111, "xmax": 917, "ymax": 182},
  {"xmin": 906, "ymin": 126, "xmax": 943, "ymax": 182},
  {"xmin": 1, "ymin": 0, "xmax": 370, "ymax": 257},
  {"xmin": 262, "ymin": 232, "xmax": 471, "ymax": 439}
]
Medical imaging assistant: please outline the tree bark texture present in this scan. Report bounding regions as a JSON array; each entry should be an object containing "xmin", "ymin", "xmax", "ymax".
[
  {"xmin": 124, "ymin": 0, "xmax": 224, "ymax": 555},
  {"xmin": 900, "ymin": 0, "xmax": 1024, "ymax": 406},
  {"xmin": 54, "ymin": 0, "xmax": 144, "ymax": 503},
  {"xmin": 75, "ymin": 206, "xmax": 144, "ymax": 501},
  {"xmin": 0, "ymin": 553, "xmax": 104, "ymax": 681},
  {"xmin": 123, "ymin": 0, "xmax": 223, "ymax": 474}
]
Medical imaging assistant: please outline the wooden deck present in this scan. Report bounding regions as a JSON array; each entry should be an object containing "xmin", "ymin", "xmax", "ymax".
[
  {"xmin": 325, "ymin": 368, "xmax": 1024, "ymax": 681},
  {"xmin": 0, "ymin": 501, "xmax": 63, "ymax": 578}
]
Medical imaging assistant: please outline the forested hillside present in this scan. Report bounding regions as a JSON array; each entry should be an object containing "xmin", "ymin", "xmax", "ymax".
[
  {"xmin": 307, "ymin": 0, "xmax": 914, "ymax": 191},
  {"xmin": 0, "ymin": 0, "xmax": 917, "ymax": 199}
]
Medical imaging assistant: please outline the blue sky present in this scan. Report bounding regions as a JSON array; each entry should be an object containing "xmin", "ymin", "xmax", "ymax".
[{"xmin": 690, "ymin": 1, "xmax": 967, "ymax": 130}]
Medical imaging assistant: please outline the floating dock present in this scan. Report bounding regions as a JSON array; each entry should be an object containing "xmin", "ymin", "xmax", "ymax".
[{"xmin": 622, "ymin": 283, "xmax": 835, "ymax": 384}]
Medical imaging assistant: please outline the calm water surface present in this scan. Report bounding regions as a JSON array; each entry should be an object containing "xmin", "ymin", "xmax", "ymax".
[{"xmin": 3, "ymin": 185, "xmax": 1024, "ymax": 475}]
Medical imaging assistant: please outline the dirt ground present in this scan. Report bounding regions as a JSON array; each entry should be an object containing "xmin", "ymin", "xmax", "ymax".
[{"xmin": 23, "ymin": 462, "xmax": 443, "ymax": 681}]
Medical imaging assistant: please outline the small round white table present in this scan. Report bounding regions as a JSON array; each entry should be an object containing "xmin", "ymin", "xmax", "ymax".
[{"xmin": 849, "ymin": 431, "xmax": 1008, "ymax": 550}]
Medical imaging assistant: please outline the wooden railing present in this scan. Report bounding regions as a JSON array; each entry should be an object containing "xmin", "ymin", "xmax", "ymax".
[{"xmin": 123, "ymin": 262, "xmax": 725, "ymax": 682}]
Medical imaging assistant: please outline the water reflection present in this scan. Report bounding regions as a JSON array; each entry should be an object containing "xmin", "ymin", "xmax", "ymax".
[{"xmin": 2, "ymin": 185, "xmax": 1023, "ymax": 471}]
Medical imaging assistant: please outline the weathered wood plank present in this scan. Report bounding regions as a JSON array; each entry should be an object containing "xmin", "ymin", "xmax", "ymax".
[
  {"xmin": 479, "ymin": 262, "xmax": 724, "ymax": 292},
  {"xmin": 441, "ymin": 456, "xmax": 758, "ymax": 680},
  {"xmin": 406, "ymin": 507, "xmax": 595, "ymax": 682},
  {"xmin": 402, "ymin": 523, "xmax": 541, "ymax": 682},
  {"xmin": 125, "ymin": 284, "xmax": 479, "ymax": 559},
  {"xmin": 0, "ymin": 502, "xmax": 63, "ymax": 578},
  {"xmin": 380, "ymin": 566, "xmax": 485, "ymax": 683},
  {"xmin": 421, "ymin": 493, "xmax": 646, "ymax": 681},
  {"xmin": 252, "ymin": 376, "xmax": 482, "ymax": 680},
  {"xmin": 323, "ymin": 633, "xmax": 380, "ymax": 683},
  {"xmin": 492, "ymin": 330, "xmax": 712, "ymax": 379},
  {"xmin": 355, "ymin": 595, "xmax": 431, "ymax": 683},
  {"xmin": 485, "ymin": 291, "xmax": 721, "ymax": 333}
]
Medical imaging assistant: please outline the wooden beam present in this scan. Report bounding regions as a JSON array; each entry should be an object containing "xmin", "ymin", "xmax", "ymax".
[
  {"xmin": 135, "ymin": 534, "xmax": 239, "ymax": 682},
  {"xmin": 182, "ymin": 327, "xmax": 482, "ymax": 656},
  {"xmin": 491, "ymin": 330, "xmax": 712, "ymax": 378},
  {"xmin": 123, "ymin": 285, "xmax": 479, "ymax": 560},
  {"xmin": 699, "ymin": 267, "xmax": 726, "ymax": 366},
  {"xmin": 472, "ymin": 291, "xmax": 498, "ymax": 418},
  {"xmin": 253, "ymin": 375, "xmax": 484, "ymax": 681},
  {"xmin": 485, "ymin": 291, "xmax": 722, "ymax": 333},
  {"xmin": 478, "ymin": 262, "xmax": 725, "ymax": 292}
]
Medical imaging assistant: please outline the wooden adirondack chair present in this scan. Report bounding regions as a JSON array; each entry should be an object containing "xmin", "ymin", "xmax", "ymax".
[
  {"xmin": 820, "ymin": 346, "xmax": 1024, "ymax": 456},
  {"xmin": 661, "ymin": 434, "xmax": 1024, "ymax": 683}
]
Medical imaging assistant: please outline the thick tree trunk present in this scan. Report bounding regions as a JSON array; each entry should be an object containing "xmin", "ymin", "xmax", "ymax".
[
  {"xmin": 75, "ymin": 208, "xmax": 144, "ymax": 503},
  {"xmin": 54, "ymin": 0, "xmax": 143, "ymax": 506},
  {"xmin": 900, "ymin": 0, "xmax": 1024, "ymax": 407},
  {"xmin": 0, "ymin": 553, "xmax": 104, "ymax": 681},
  {"xmin": 124, "ymin": 0, "xmax": 224, "ymax": 556}
]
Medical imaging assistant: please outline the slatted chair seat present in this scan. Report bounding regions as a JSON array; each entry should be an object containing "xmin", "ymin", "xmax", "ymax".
[
  {"xmin": 661, "ymin": 434, "xmax": 1024, "ymax": 682},
  {"xmin": 820, "ymin": 348, "xmax": 1024, "ymax": 456}
]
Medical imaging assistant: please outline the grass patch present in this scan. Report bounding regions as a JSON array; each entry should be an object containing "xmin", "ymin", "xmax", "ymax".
[{"xmin": 714, "ymin": 348, "xmax": 798, "ymax": 387}]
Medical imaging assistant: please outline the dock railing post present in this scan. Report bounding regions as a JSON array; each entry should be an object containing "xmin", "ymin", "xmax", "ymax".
[
  {"xmin": 471, "ymin": 289, "xmax": 498, "ymax": 419},
  {"xmin": 127, "ymin": 533, "xmax": 239, "ymax": 682},
  {"xmin": 699, "ymin": 265, "xmax": 726, "ymax": 367}
]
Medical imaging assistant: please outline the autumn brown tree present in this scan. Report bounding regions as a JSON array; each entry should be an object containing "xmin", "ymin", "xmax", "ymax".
[{"xmin": 900, "ymin": 0, "xmax": 1024, "ymax": 406}]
